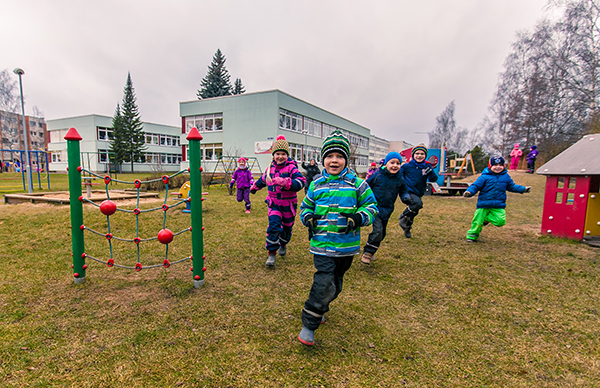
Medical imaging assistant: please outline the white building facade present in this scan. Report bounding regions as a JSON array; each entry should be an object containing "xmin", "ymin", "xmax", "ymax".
[{"xmin": 47, "ymin": 114, "xmax": 181, "ymax": 173}]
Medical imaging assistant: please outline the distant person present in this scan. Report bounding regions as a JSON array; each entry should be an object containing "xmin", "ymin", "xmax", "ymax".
[
  {"xmin": 510, "ymin": 143, "xmax": 523, "ymax": 171},
  {"xmin": 250, "ymin": 136, "xmax": 306, "ymax": 266},
  {"xmin": 298, "ymin": 131, "xmax": 378, "ymax": 346},
  {"xmin": 301, "ymin": 158, "xmax": 321, "ymax": 194},
  {"xmin": 360, "ymin": 152, "xmax": 408, "ymax": 265},
  {"xmin": 365, "ymin": 162, "xmax": 378, "ymax": 180},
  {"xmin": 230, "ymin": 157, "xmax": 254, "ymax": 214},
  {"xmin": 398, "ymin": 144, "xmax": 438, "ymax": 238},
  {"xmin": 526, "ymin": 145, "xmax": 538, "ymax": 174},
  {"xmin": 463, "ymin": 156, "xmax": 530, "ymax": 242}
]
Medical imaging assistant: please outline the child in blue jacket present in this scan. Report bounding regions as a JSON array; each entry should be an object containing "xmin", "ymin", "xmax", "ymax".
[
  {"xmin": 298, "ymin": 131, "xmax": 378, "ymax": 346},
  {"xmin": 360, "ymin": 151, "xmax": 408, "ymax": 265},
  {"xmin": 463, "ymin": 156, "xmax": 531, "ymax": 242},
  {"xmin": 399, "ymin": 144, "xmax": 438, "ymax": 238}
]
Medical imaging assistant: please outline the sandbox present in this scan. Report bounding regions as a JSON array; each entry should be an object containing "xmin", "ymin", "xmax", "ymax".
[{"xmin": 3, "ymin": 190, "xmax": 160, "ymax": 205}]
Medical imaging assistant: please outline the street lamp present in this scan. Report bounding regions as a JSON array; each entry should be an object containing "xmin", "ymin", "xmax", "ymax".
[{"xmin": 14, "ymin": 68, "xmax": 33, "ymax": 193}]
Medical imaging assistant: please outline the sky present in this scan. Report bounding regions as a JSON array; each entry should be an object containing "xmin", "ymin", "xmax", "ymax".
[{"xmin": 1, "ymin": 0, "xmax": 550, "ymax": 146}]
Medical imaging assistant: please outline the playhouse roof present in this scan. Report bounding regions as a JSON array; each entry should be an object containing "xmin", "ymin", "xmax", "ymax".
[{"xmin": 537, "ymin": 134, "xmax": 600, "ymax": 175}]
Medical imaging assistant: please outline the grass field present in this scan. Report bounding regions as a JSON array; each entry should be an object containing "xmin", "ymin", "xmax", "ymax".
[{"xmin": 0, "ymin": 171, "xmax": 599, "ymax": 387}]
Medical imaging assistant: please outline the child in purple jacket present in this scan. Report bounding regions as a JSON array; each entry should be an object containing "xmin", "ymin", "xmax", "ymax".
[
  {"xmin": 251, "ymin": 136, "xmax": 306, "ymax": 266},
  {"xmin": 230, "ymin": 157, "xmax": 254, "ymax": 214}
]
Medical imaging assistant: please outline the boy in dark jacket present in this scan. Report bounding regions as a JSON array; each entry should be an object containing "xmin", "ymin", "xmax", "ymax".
[
  {"xmin": 463, "ymin": 156, "xmax": 531, "ymax": 242},
  {"xmin": 361, "ymin": 152, "xmax": 408, "ymax": 265},
  {"xmin": 399, "ymin": 144, "xmax": 438, "ymax": 238},
  {"xmin": 301, "ymin": 158, "xmax": 321, "ymax": 194}
]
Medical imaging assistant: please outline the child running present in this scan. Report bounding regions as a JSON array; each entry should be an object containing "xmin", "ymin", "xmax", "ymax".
[
  {"xmin": 361, "ymin": 152, "xmax": 408, "ymax": 265},
  {"xmin": 399, "ymin": 144, "xmax": 438, "ymax": 238},
  {"xmin": 298, "ymin": 131, "xmax": 378, "ymax": 346},
  {"xmin": 463, "ymin": 156, "xmax": 531, "ymax": 242},
  {"xmin": 250, "ymin": 136, "xmax": 306, "ymax": 266},
  {"xmin": 365, "ymin": 162, "xmax": 378, "ymax": 180},
  {"xmin": 230, "ymin": 157, "xmax": 254, "ymax": 214}
]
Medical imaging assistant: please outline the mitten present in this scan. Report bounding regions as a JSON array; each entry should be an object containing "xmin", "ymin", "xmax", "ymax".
[
  {"xmin": 524, "ymin": 186, "xmax": 531, "ymax": 193},
  {"xmin": 463, "ymin": 191, "xmax": 472, "ymax": 198},
  {"xmin": 422, "ymin": 165, "xmax": 432, "ymax": 175},
  {"xmin": 340, "ymin": 212, "xmax": 363, "ymax": 234},
  {"xmin": 304, "ymin": 214, "xmax": 322, "ymax": 240},
  {"xmin": 229, "ymin": 180, "xmax": 235, "ymax": 189},
  {"xmin": 272, "ymin": 176, "xmax": 291, "ymax": 189}
]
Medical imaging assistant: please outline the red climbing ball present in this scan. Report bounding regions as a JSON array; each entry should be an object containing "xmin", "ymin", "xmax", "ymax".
[
  {"xmin": 134, "ymin": 179, "xmax": 142, "ymax": 188},
  {"xmin": 135, "ymin": 263, "xmax": 142, "ymax": 272},
  {"xmin": 203, "ymin": 267, "xmax": 206, "ymax": 272},
  {"xmin": 82, "ymin": 264, "xmax": 88, "ymax": 270},
  {"xmin": 195, "ymin": 275, "xmax": 200, "ymax": 280},
  {"xmin": 107, "ymin": 259, "xmax": 114, "ymax": 267},
  {"xmin": 105, "ymin": 233, "xmax": 113, "ymax": 240},
  {"xmin": 77, "ymin": 166, "xmax": 82, "ymax": 172},
  {"xmin": 190, "ymin": 267, "xmax": 193, "ymax": 271},
  {"xmin": 104, "ymin": 176, "xmax": 111, "ymax": 184},
  {"xmin": 199, "ymin": 167, "xmax": 203, "ymax": 172},
  {"xmin": 133, "ymin": 237, "xmax": 141, "ymax": 244},
  {"xmin": 74, "ymin": 273, "xmax": 80, "ymax": 278},
  {"xmin": 157, "ymin": 229, "xmax": 174, "ymax": 244},
  {"xmin": 100, "ymin": 200, "xmax": 117, "ymax": 216},
  {"xmin": 80, "ymin": 225, "xmax": 85, "ymax": 230},
  {"xmin": 162, "ymin": 204, "xmax": 169, "ymax": 211},
  {"xmin": 133, "ymin": 208, "xmax": 141, "ymax": 215},
  {"xmin": 78, "ymin": 196, "xmax": 83, "ymax": 202},
  {"xmin": 162, "ymin": 175, "xmax": 169, "ymax": 184},
  {"xmin": 163, "ymin": 259, "xmax": 170, "ymax": 268}
]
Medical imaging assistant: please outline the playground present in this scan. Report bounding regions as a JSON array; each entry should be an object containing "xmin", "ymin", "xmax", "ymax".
[{"xmin": 1, "ymin": 169, "xmax": 600, "ymax": 387}]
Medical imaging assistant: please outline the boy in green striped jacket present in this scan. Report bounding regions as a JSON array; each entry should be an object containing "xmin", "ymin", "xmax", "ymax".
[{"xmin": 298, "ymin": 131, "xmax": 378, "ymax": 346}]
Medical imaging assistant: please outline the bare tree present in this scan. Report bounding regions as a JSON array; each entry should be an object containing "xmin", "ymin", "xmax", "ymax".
[{"xmin": 0, "ymin": 69, "xmax": 19, "ymax": 113}]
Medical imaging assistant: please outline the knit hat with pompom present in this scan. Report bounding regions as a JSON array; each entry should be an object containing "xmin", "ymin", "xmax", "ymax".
[{"xmin": 270, "ymin": 135, "xmax": 290, "ymax": 155}]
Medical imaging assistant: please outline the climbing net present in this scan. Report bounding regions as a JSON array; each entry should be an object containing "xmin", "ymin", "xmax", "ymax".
[{"xmin": 77, "ymin": 168, "xmax": 196, "ymax": 271}]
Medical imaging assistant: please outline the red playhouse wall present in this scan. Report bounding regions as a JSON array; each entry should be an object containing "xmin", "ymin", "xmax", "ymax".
[{"xmin": 541, "ymin": 175, "xmax": 590, "ymax": 240}]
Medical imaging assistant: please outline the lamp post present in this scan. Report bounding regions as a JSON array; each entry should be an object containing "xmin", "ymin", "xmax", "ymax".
[{"xmin": 14, "ymin": 68, "xmax": 33, "ymax": 194}]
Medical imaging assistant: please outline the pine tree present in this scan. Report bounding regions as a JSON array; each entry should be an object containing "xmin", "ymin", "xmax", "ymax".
[
  {"xmin": 233, "ymin": 78, "xmax": 245, "ymax": 95},
  {"xmin": 110, "ymin": 73, "xmax": 146, "ymax": 171},
  {"xmin": 109, "ymin": 103, "xmax": 128, "ymax": 168},
  {"xmin": 197, "ymin": 49, "xmax": 233, "ymax": 99}
]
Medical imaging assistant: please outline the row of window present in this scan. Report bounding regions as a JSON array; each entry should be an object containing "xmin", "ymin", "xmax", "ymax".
[
  {"xmin": 97, "ymin": 150, "xmax": 182, "ymax": 165},
  {"xmin": 278, "ymin": 109, "xmax": 370, "ymax": 149},
  {"xmin": 184, "ymin": 143, "xmax": 224, "ymax": 161},
  {"xmin": 286, "ymin": 141, "xmax": 369, "ymax": 167},
  {"xmin": 185, "ymin": 113, "xmax": 224, "ymax": 133}
]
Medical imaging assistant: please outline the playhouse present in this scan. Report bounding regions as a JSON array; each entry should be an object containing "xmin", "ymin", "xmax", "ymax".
[{"xmin": 536, "ymin": 134, "xmax": 600, "ymax": 242}]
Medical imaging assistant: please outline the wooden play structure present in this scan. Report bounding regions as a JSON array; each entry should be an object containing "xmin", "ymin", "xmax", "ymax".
[{"xmin": 537, "ymin": 134, "xmax": 600, "ymax": 245}]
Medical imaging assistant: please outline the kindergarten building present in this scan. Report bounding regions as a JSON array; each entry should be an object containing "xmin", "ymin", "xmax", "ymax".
[
  {"xmin": 0, "ymin": 109, "xmax": 47, "ymax": 170},
  {"xmin": 46, "ymin": 114, "xmax": 181, "ymax": 173},
  {"xmin": 178, "ymin": 90, "xmax": 372, "ymax": 173}
]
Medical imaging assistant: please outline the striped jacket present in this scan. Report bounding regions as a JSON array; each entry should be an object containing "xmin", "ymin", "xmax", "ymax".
[{"xmin": 300, "ymin": 167, "xmax": 378, "ymax": 257}]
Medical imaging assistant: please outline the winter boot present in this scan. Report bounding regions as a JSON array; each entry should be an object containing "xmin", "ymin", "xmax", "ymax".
[
  {"xmin": 245, "ymin": 209, "xmax": 251, "ymax": 214},
  {"xmin": 399, "ymin": 216, "xmax": 410, "ymax": 231},
  {"xmin": 361, "ymin": 252, "xmax": 374, "ymax": 265},
  {"xmin": 404, "ymin": 228, "xmax": 412, "ymax": 239},
  {"xmin": 266, "ymin": 251, "xmax": 276, "ymax": 266},
  {"xmin": 298, "ymin": 326, "xmax": 315, "ymax": 346},
  {"xmin": 278, "ymin": 245, "xmax": 287, "ymax": 256}
]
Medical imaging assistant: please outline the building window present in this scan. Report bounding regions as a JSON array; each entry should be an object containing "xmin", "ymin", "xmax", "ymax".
[
  {"xmin": 49, "ymin": 129, "xmax": 69, "ymax": 143},
  {"xmin": 51, "ymin": 150, "xmax": 67, "ymax": 163},
  {"xmin": 185, "ymin": 113, "xmax": 223, "ymax": 133},
  {"xmin": 145, "ymin": 133, "xmax": 159, "ymax": 145},
  {"xmin": 98, "ymin": 149, "xmax": 109, "ymax": 163},
  {"xmin": 199, "ymin": 143, "xmax": 223, "ymax": 160},
  {"xmin": 97, "ymin": 127, "xmax": 113, "ymax": 141}
]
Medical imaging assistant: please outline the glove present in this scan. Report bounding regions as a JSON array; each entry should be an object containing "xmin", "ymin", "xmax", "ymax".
[
  {"xmin": 463, "ymin": 191, "xmax": 472, "ymax": 198},
  {"xmin": 304, "ymin": 214, "xmax": 322, "ymax": 240},
  {"xmin": 423, "ymin": 165, "xmax": 432, "ymax": 175},
  {"xmin": 401, "ymin": 195, "xmax": 411, "ymax": 204},
  {"xmin": 340, "ymin": 212, "xmax": 362, "ymax": 234},
  {"xmin": 272, "ymin": 176, "xmax": 291, "ymax": 189},
  {"xmin": 250, "ymin": 183, "xmax": 260, "ymax": 195},
  {"xmin": 524, "ymin": 186, "xmax": 531, "ymax": 193},
  {"xmin": 229, "ymin": 180, "xmax": 235, "ymax": 189}
]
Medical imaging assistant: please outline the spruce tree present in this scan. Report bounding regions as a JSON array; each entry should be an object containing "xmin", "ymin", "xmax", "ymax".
[
  {"xmin": 233, "ymin": 78, "xmax": 245, "ymax": 95},
  {"xmin": 109, "ymin": 103, "xmax": 128, "ymax": 168},
  {"xmin": 121, "ymin": 72, "xmax": 146, "ymax": 171},
  {"xmin": 197, "ymin": 49, "xmax": 233, "ymax": 99},
  {"xmin": 110, "ymin": 73, "xmax": 146, "ymax": 172}
]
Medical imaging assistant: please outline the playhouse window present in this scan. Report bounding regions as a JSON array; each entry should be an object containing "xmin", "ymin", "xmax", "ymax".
[
  {"xmin": 557, "ymin": 177, "xmax": 565, "ymax": 188},
  {"xmin": 568, "ymin": 178, "xmax": 576, "ymax": 189},
  {"xmin": 566, "ymin": 192, "xmax": 575, "ymax": 205},
  {"xmin": 555, "ymin": 192, "xmax": 563, "ymax": 204}
]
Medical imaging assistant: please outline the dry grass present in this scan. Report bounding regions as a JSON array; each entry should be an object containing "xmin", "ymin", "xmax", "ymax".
[{"xmin": 1, "ymin": 171, "xmax": 599, "ymax": 387}]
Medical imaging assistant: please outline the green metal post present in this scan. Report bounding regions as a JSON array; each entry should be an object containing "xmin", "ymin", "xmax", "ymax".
[
  {"xmin": 187, "ymin": 128, "xmax": 204, "ymax": 288},
  {"xmin": 65, "ymin": 128, "xmax": 86, "ymax": 284}
]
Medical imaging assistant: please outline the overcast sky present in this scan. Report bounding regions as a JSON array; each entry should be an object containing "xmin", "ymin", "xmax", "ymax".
[{"xmin": 1, "ymin": 0, "xmax": 550, "ymax": 145}]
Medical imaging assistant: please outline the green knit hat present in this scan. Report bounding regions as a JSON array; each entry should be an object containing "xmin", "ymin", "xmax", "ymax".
[
  {"xmin": 270, "ymin": 135, "xmax": 290, "ymax": 155},
  {"xmin": 412, "ymin": 144, "xmax": 428, "ymax": 158},
  {"xmin": 321, "ymin": 130, "xmax": 350, "ymax": 165}
]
